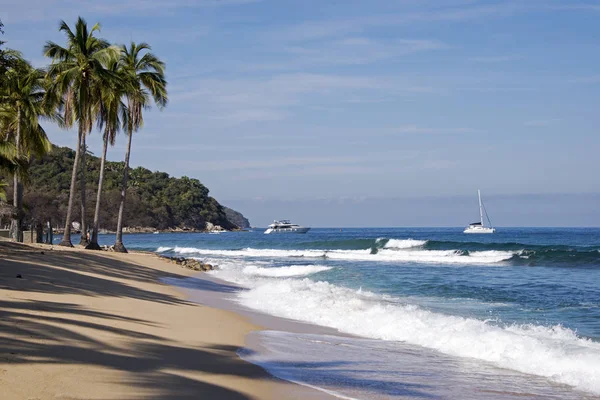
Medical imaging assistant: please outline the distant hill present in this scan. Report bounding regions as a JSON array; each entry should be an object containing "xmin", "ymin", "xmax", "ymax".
[
  {"xmin": 6, "ymin": 146, "xmax": 249, "ymax": 231},
  {"xmin": 223, "ymin": 207, "xmax": 250, "ymax": 229}
]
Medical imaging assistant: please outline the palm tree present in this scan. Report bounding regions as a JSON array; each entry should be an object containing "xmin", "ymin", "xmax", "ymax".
[
  {"xmin": 44, "ymin": 17, "xmax": 118, "ymax": 247},
  {"xmin": 113, "ymin": 42, "xmax": 167, "ymax": 253},
  {"xmin": 0, "ymin": 58, "xmax": 53, "ymax": 241},
  {"xmin": 86, "ymin": 57, "xmax": 127, "ymax": 250},
  {"xmin": 0, "ymin": 139, "xmax": 19, "ymax": 203}
]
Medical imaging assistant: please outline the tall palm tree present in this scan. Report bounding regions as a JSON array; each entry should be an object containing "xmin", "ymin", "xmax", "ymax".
[
  {"xmin": 0, "ymin": 138, "xmax": 19, "ymax": 203},
  {"xmin": 86, "ymin": 57, "xmax": 128, "ymax": 250},
  {"xmin": 44, "ymin": 17, "xmax": 118, "ymax": 247},
  {"xmin": 114, "ymin": 42, "xmax": 167, "ymax": 253},
  {"xmin": 0, "ymin": 58, "xmax": 53, "ymax": 241}
]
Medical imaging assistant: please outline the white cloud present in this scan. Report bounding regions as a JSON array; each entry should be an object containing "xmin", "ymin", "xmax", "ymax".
[
  {"xmin": 211, "ymin": 109, "xmax": 289, "ymax": 124},
  {"xmin": 3, "ymin": 0, "xmax": 263, "ymax": 23},
  {"xmin": 167, "ymin": 72, "xmax": 440, "ymax": 127},
  {"xmin": 469, "ymin": 55, "xmax": 521, "ymax": 63},
  {"xmin": 394, "ymin": 126, "xmax": 482, "ymax": 134},
  {"xmin": 253, "ymin": 36, "xmax": 449, "ymax": 70},
  {"xmin": 568, "ymin": 75, "xmax": 600, "ymax": 84},
  {"xmin": 183, "ymin": 155, "xmax": 362, "ymax": 172},
  {"xmin": 524, "ymin": 119, "xmax": 562, "ymax": 127},
  {"xmin": 265, "ymin": 2, "xmax": 530, "ymax": 43}
]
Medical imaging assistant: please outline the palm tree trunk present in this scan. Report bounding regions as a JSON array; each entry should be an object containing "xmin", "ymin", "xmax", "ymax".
[
  {"xmin": 10, "ymin": 106, "xmax": 22, "ymax": 242},
  {"xmin": 58, "ymin": 125, "xmax": 83, "ymax": 247},
  {"xmin": 86, "ymin": 135, "xmax": 109, "ymax": 250},
  {"xmin": 79, "ymin": 134, "xmax": 89, "ymax": 246},
  {"xmin": 114, "ymin": 130, "xmax": 133, "ymax": 253},
  {"xmin": 10, "ymin": 173, "xmax": 18, "ymax": 241},
  {"xmin": 10, "ymin": 172, "xmax": 22, "ymax": 242}
]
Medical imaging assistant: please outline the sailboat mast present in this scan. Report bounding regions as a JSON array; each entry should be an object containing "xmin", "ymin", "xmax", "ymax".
[{"xmin": 478, "ymin": 189, "xmax": 484, "ymax": 226}]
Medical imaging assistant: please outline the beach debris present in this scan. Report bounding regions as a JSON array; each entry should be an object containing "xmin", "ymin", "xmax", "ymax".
[{"xmin": 157, "ymin": 255, "xmax": 215, "ymax": 271}]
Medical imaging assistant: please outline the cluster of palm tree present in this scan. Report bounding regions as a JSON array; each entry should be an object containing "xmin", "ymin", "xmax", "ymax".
[
  {"xmin": 0, "ymin": 47, "xmax": 55, "ymax": 242},
  {"xmin": 0, "ymin": 16, "xmax": 167, "ymax": 252}
]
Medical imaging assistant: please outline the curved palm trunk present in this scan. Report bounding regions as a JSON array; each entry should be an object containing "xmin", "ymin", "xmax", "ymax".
[
  {"xmin": 10, "ymin": 107, "xmax": 23, "ymax": 242},
  {"xmin": 86, "ymin": 135, "xmax": 109, "ymax": 250},
  {"xmin": 114, "ymin": 130, "xmax": 133, "ymax": 253},
  {"xmin": 79, "ymin": 134, "xmax": 89, "ymax": 246},
  {"xmin": 58, "ymin": 125, "xmax": 83, "ymax": 247}
]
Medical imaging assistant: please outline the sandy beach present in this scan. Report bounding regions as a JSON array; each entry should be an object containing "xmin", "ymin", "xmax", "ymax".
[{"xmin": 0, "ymin": 241, "xmax": 329, "ymax": 400}]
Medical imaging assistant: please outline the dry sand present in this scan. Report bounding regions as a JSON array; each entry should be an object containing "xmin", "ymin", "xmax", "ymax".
[{"xmin": 0, "ymin": 241, "xmax": 330, "ymax": 399}]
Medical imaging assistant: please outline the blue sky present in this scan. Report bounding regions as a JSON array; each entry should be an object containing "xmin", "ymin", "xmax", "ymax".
[{"xmin": 2, "ymin": 0, "xmax": 600, "ymax": 226}]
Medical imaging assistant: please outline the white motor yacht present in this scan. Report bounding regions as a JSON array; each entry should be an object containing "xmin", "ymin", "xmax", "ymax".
[{"xmin": 264, "ymin": 220, "xmax": 310, "ymax": 234}]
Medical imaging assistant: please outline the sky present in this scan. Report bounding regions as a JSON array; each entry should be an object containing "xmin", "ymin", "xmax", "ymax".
[{"xmin": 2, "ymin": 0, "xmax": 600, "ymax": 227}]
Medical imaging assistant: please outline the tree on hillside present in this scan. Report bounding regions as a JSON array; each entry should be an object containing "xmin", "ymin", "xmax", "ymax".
[
  {"xmin": 86, "ymin": 55, "xmax": 128, "ymax": 250},
  {"xmin": 16, "ymin": 145, "xmax": 241, "ymax": 231},
  {"xmin": 114, "ymin": 42, "xmax": 167, "ymax": 253},
  {"xmin": 44, "ymin": 17, "xmax": 118, "ymax": 247},
  {"xmin": 0, "ymin": 58, "xmax": 54, "ymax": 241},
  {"xmin": 0, "ymin": 18, "xmax": 5, "ymax": 48}
]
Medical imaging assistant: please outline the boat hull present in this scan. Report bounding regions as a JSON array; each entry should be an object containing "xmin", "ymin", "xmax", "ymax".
[
  {"xmin": 464, "ymin": 227, "xmax": 496, "ymax": 234},
  {"xmin": 264, "ymin": 227, "xmax": 310, "ymax": 234}
]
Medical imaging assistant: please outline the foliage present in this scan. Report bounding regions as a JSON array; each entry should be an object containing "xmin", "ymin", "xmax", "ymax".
[
  {"xmin": 0, "ymin": 21, "xmax": 21, "ymax": 80},
  {"xmin": 113, "ymin": 41, "xmax": 168, "ymax": 250},
  {"xmin": 0, "ymin": 18, "xmax": 4, "ymax": 49},
  {"xmin": 0, "ymin": 52, "xmax": 54, "ymax": 216},
  {"xmin": 9, "ymin": 145, "xmax": 240, "ymax": 230},
  {"xmin": 43, "ymin": 17, "xmax": 121, "ymax": 245},
  {"xmin": 0, "ymin": 58, "xmax": 54, "ymax": 160},
  {"xmin": 120, "ymin": 42, "xmax": 167, "ymax": 133},
  {"xmin": 44, "ymin": 17, "xmax": 119, "ymax": 134}
]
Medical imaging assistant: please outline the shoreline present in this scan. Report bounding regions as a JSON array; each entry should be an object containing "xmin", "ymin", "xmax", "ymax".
[
  {"xmin": 158, "ymin": 238, "xmax": 600, "ymax": 400},
  {"xmin": 166, "ymin": 272, "xmax": 366, "ymax": 400},
  {"xmin": 0, "ymin": 241, "xmax": 332, "ymax": 399}
]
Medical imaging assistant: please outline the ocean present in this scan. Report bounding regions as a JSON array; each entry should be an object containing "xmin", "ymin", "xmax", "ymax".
[{"xmin": 91, "ymin": 228, "xmax": 600, "ymax": 399}]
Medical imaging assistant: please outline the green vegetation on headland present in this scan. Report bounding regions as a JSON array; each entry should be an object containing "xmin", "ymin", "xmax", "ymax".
[
  {"xmin": 0, "ymin": 16, "xmax": 248, "ymax": 251},
  {"xmin": 3, "ymin": 145, "xmax": 245, "ymax": 233}
]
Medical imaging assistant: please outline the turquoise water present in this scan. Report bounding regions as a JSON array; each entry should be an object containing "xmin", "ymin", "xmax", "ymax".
[{"xmin": 89, "ymin": 228, "xmax": 600, "ymax": 398}]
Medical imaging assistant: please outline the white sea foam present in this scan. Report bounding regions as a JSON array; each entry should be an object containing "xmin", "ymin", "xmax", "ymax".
[
  {"xmin": 156, "ymin": 246, "xmax": 172, "ymax": 252},
  {"xmin": 169, "ymin": 246, "xmax": 514, "ymax": 265},
  {"xmin": 212, "ymin": 266, "xmax": 600, "ymax": 395},
  {"xmin": 170, "ymin": 246, "xmax": 326, "ymax": 258},
  {"xmin": 242, "ymin": 265, "xmax": 332, "ymax": 278},
  {"xmin": 384, "ymin": 238, "xmax": 428, "ymax": 249},
  {"xmin": 243, "ymin": 329, "xmax": 594, "ymax": 400}
]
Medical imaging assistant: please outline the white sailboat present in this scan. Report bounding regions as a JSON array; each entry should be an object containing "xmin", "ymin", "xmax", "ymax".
[{"xmin": 464, "ymin": 190, "xmax": 496, "ymax": 234}]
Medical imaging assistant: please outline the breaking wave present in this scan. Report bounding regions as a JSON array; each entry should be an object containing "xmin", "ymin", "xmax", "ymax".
[
  {"xmin": 209, "ymin": 262, "xmax": 600, "ymax": 395},
  {"xmin": 157, "ymin": 237, "xmax": 600, "ymax": 267},
  {"xmin": 242, "ymin": 264, "xmax": 332, "ymax": 277},
  {"xmin": 162, "ymin": 246, "xmax": 514, "ymax": 265}
]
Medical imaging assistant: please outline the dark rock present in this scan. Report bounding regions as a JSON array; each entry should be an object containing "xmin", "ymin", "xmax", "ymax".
[
  {"xmin": 157, "ymin": 255, "xmax": 215, "ymax": 272},
  {"xmin": 16, "ymin": 274, "xmax": 22, "ymax": 279}
]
